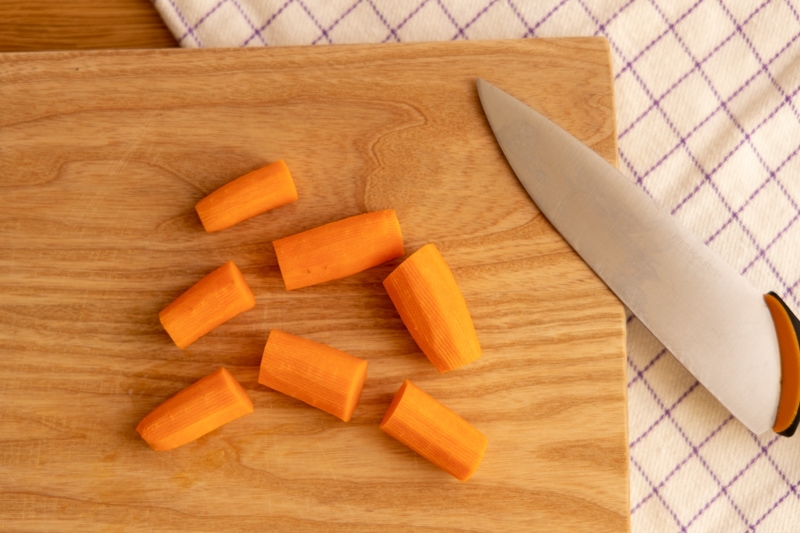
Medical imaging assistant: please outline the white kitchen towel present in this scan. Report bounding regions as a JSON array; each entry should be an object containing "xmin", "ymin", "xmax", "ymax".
[{"xmin": 152, "ymin": 1, "xmax": 800, "ymax": 531}]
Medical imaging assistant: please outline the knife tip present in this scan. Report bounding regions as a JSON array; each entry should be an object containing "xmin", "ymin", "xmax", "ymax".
[{"xmin": 476, "ymin": 78, "xmax": 493, "ymax": 102}]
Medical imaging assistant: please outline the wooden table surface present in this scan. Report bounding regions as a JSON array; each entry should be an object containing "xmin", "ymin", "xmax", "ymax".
[{"xmin": 0, "ymin": 0, "xmax": 177, "ymax": 52}]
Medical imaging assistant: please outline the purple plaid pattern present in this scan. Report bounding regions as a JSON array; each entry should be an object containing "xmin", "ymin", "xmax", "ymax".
[{"xmin": 152, "ymin": 0, "xmax": 800, "ymax": 530}]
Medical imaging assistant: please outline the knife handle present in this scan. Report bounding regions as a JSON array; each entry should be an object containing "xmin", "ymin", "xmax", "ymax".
[{"xmin": 764, "ymin": 292, "xmax": 800, "ymax": 436}]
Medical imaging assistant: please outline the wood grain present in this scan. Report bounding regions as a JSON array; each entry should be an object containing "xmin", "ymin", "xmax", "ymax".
[
  {"xmin": 0, "ymin": 0, "xmax": 177, "ymax": 52},
  {"xmin": 0, "ymin": 38, "xmax": 628, "ymax": 532}
]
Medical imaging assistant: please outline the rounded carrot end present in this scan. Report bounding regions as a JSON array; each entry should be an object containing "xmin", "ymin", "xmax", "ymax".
[
  {"xmin": 136, "ymin": 418, "xmax": 179, "ymax": 451},
  {"xmin": 455, "ymin": 447, "xmax": 488, "ymax": 481},
  {"xmin": 195, "ymin": 203, "xmax": 227, "ymax": 233},
  {"xmin": 142, "ymin": 437, "xmax": 183, "ymax": 452},
  {"xmin": 158, "ymin": 313, "xmax": 194, "ymax": 350},
  {"xmin": 431, "ymin": 345, "xmax": 483, "ymax": 373}
]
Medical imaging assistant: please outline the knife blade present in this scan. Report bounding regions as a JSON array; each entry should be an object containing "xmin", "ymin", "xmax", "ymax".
[{"xmin": 477, "ymin": 78, "xmax": 800, "ymax": 437}]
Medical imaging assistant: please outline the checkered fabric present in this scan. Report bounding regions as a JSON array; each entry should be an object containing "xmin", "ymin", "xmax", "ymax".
[{"xmin": 152, "ymin": 1, "xmax": 800, "ymax": 531}]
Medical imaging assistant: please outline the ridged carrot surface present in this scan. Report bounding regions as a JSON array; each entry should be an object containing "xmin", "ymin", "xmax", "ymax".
[
  {"xmin": 195, "ymin": 159, "xmax": 298, "ymax": 232},
  {"xmin": 258, "ymin": 330, "xmax": 368, "ymax": 422},
  {"xmin": 136, "ymin": 367, "xmax": 254, "ymax": 451},
  {"xmin": 273, "ymin": 209, "xmax": 404, "ymax": 290},
  {"xmin": 380, "ymin": 380, "xmax": 488, "ymax": 482},
  {"xmin": 383, "ymin": 243, "xmax": 481, "ymax": 372},
  {"xmin": 159, "ymin": 261, "xmax": 256, "ymax": 349}
]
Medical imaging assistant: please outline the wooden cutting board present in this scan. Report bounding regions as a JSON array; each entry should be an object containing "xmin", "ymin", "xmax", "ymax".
[{"xmin": 0, "ymin": 38, "xmax": 628, "ymax": 532}]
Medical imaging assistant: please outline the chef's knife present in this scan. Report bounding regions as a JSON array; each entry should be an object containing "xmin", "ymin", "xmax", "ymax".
[{"xmin": 477, "ymin": 79, "xmax": 800, "ymax": 437}]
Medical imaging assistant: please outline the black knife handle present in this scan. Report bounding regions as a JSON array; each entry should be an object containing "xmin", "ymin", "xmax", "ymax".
[{"xmin": 764, "ymin": 292, "xmax": 800, "ymax": 437}]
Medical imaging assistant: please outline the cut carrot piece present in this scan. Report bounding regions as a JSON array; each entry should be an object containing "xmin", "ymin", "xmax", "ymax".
[
  {"xmin": 258, "ymin": 330, "xmax": 368, "ymax": 422},
  {"xmin": 159, "ymin": 261, "xmax": 256, "ymax": 349},
  {"xmin": 273, "ymin": 209, "xmax": 404, "ymax": 290},
  {"xmin": 195, "ymin": 159, "xmax": 298, "ymax": 232},
  {"xmin": 380, "ymin": 380, "xmax": 487, "ymax": 482},
  {"xmin": 383, "ymin": 243, "xmax": 481, "ymax": 372},
  {"xmin": 136, "ymin": 367, "xmax": 254, "ymax": 451}
]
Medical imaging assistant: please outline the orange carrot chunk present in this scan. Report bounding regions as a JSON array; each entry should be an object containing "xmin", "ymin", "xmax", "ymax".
[
  {"xmin": 380, "ymin": 380, "xmax": 488, "ymax": 482},
  {"xmin": 258, "ymin": 330, "xmax": 368, "ymax": 422},
  {"xmin": 159, "ymin": 261, "xmax": 256, "ymax": 349},
  {"xmin": 136, "ymin": 367, "xmax": 254, "ymax": 451},
  {"xmin": 195, "ymin": 159, "xmax": 298, "ymax": 232},
  {"xmin": 273, "ymin": 209, "xmax": 404, "ymax": 290},
  {"xmin": 383, "ymin": 243, "xmax": 481, "ymax": 372}
]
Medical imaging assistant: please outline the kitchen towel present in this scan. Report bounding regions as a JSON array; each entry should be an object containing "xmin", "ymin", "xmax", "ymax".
[{"xmin": 152, "ymin": 1, "xmax": 800, "ymax": 531}]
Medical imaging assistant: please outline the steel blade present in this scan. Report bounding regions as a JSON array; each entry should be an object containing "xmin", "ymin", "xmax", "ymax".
[{"xmin": 477, "ymin": 79, "xmax": 780, "ymax": 434}]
